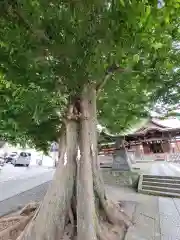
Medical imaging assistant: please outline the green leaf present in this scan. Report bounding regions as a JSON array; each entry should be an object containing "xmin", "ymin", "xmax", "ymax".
[
  {"xmin": 0, "ymin": 0, "xmax": 179, "ymax": 146},
  {"xmin": 133, "ymin": 54, "xmax": 140, "ymax": 63},
  {"xmin": 119, "ymin": 0, "xmax": 125, "ymax": 7},
  {"xmin": 153, "ymin": 42, "xmax": 163, "ymax": 49}
]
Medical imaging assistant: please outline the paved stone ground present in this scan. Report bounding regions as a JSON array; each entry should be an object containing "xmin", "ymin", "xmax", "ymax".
[
  {"xmin": 133, "ymin": 161, "xmax": 180, "ymax": 176},
  {"xmin": 1, "ymin": 160, "xmax": 180, "ymax": 239},
  {"xmin": 1, "ymin": 182, "xmax": 180, "ymax": 239},
  {"xmin": 107, "ymin": 185, "xmax": 180, "ymax": 240},
  {"xmin": 1, "ymin": 180, "xmax": 180, "ymax": 239},
  {"xmin": 123, "ymin": 161, "xmax": 180, "ymax": 240},
  {"xmin": 159, "ymin": 197, "xmax": 180, "ymax": 239},
  {"xmin": 125, "ymin": 197, "xmax": 161, "ymax": 240}
]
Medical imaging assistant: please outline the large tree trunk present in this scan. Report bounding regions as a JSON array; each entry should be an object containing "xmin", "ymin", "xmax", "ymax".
[
  {"xmin": 18, "ymin": 120, "xmax": 78, "ymax": 240},
  {"xmin": 87, "ymin": 85, "xmax": 131, "ymax": 240},
  {"xmin": 18, "ymin": 84, "xmax": 131, "ymax": 240},
  {"xmin": 77, "ymin": 85, "xmax": 97, "ymax": 240}
]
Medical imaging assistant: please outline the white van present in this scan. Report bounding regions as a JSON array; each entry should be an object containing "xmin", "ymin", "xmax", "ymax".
[{"xmin": 12, "ymin": 152, "xmax": 31, "ymax": 167}]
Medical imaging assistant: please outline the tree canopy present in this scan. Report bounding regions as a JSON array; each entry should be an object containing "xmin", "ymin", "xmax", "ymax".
[
  {"xmin": 1, "ymin": 2, "xmax": 180, "ymax": 240},
  {"xmin": 0, "ymin": 0, "xmax": 180, "ymax": 150}
]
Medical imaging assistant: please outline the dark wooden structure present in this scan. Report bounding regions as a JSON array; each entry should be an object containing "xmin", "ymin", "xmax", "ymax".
[{"xmin": 99, "ymin": 118, "xmax": 180, "ymax": 161}]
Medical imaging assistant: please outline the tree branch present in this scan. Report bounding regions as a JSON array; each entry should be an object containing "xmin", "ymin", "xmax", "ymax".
[
  {"xmin": 96, "ymin": 65, "xmax": 125, "ymax": 98},
  {"xmin": 5, "ymin": 3, "xmax": 49, "ymax": 43},
  {"xmin": 96, "ymin": 74, "xmax": 111, "ymax": 98}
]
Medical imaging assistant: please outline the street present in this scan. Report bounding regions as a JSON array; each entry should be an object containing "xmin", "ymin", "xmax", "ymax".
[
  {"xmin": 0, "ymin": 164, "xmax": 53, "ymax": 182},
  {"xmin": 0, "ymin": 164, "xmax": 54, "ymax": 216}
]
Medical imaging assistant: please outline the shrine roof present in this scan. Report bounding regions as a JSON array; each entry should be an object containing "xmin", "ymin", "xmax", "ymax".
[
  {"xmin": 123, "ymin": 117, "xmax": 180, "ymax": 137},
  {"xmin": 100, "ymin": 117, "xmax": 180, "ymax": 139}
]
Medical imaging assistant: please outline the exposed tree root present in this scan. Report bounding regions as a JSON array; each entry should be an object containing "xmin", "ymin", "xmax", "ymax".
[
  {"xmin": 100, "ymin": 198, "xmax": 132, "ymax": 228},
  {"xmin": 96, "ymin": 219, "xmax": 126, "ymax": 240},
  {"xmin": 53, "ymin": 199, "xmax": 128, "ymax": 240},
  {"xmin": 0, "ymin": 202, "xmax": 39, "ymax": 240}
]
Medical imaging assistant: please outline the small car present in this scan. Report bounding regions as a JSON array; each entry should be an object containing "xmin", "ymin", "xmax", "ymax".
[
  {"xmin": 12, "ymin": 152, "xmax": 31, "ymax": 167},
  {"xmin": 5, "ymin": 152, "xmax": 18, "ymax": 163}
]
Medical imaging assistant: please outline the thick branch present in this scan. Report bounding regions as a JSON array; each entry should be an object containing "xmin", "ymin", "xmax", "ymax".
[
  {"xmin": 96, "ymin": 66, "xmax": 126, "ymax": 98},
  {"xmin": 96, "ymin": 74, "xmax": 111, "ymax": 98}
]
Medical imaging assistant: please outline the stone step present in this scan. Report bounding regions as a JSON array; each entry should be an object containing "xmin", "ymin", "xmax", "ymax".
[
  {"xmin": 143, "ymin": 179, "xmax": 180, "ymax": 186},
  {"xmin": 100, "ymin": 165, "xmax": 111, "ymax": 168},
  {"xmin": 142, "ymin": 185, "xmax": 180, "ymax": 194},
  {"xmin": 142, "ymin": 181, "xmax": 180, "ymax": 188},
  {"xmin": 139, "ymin": 188, "xmax": 180, "ymax": 198},
  {"xmin": 138, "ymin": 174, "xmax": 180, "ymax": 198},
  {"xmin": 143, "ymin": 174, "xmax": 180, "ymax": 180},
  {"xmin": 143, "ymin": 177, "xmax": 180, "ymax": 184}
]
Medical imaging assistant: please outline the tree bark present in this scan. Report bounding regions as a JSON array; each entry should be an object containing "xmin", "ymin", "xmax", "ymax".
[
  {"xmin": 17, "ymin": 84, "xmax": 131, "ymax": 240},
  {"xmin": 18, "ymin": 120, "xmax": 78, "ymax": 240},
  {"xmin": 88, "ymin": 84, "xmax": 132, "ymax": 229},
  {"xmin": 76, "ymin": 85, "xmax": 97, "ymax": 240},
  {"xmin": 86, "ymin": 84, "xmax": 108, "ymax": 207}
]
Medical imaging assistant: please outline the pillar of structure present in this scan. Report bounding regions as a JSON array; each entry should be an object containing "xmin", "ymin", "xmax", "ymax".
[{"xmin": 112, "ymin": 138, "xmax": 132, "ymax": 171}]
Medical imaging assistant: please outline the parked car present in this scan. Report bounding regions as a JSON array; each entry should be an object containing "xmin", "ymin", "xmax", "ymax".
[
  {"xmin": 12, "ymin": 152, "xmax": 31, "ymax": 167},
  {"xmin": 5, "ymin": 152, "xmax": 18, "ymax": 163}
]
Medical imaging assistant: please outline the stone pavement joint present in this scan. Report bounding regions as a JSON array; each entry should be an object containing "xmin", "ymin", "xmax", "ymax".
[
  {"xmin": 125, "ymin": 194, "xmax": 180, "ymax": 240},
  {"xmin": 159, "ymin": 197, "xmax": 180, "ymax": 239},
  {"xmin": 124, "ymin": 162, "xmax": 180, "ymax": 239},
  {"xmin": 125, "ymin": 196, "xmax": 161, "ymax": 240}
]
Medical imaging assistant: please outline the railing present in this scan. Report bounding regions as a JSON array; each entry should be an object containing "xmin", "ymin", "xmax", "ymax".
[
  {"xmin": 98, "ymin": 152, "xmax": 180, "ymax": 164},
  {"xmin": 167, "ymin": 153, "xmax": 180, "ymax": 163},
  {"xmin": 137, "ymin": 153, "xmax": 180, "ymax": 163},
  {"xmin": 134, "ymin": 153, "xmax": 167, "ymax": 162}
]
